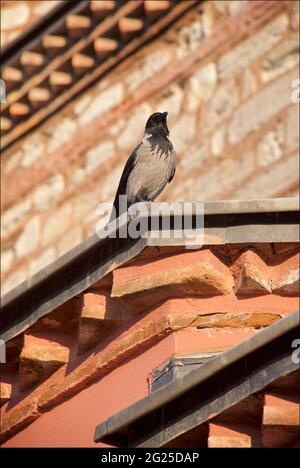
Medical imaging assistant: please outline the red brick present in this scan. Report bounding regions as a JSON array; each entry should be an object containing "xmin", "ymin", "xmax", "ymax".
[
  {"xmin": 112, "ymin": 249, "xmax": 234, "ymax": 314},
  {"xmin": 262, "ymin": 391, "xmax": 300, "ymax": 447},
  {"xmin": 78, "ymin": 290, "xmax": 125, "ymax": 354},
  {"xmin": 19, "ymin": 333, "xmax": 70, "ymax": 391},
  {"xmin": 0, "ymin": 398, "xmax": 39, "ymax": 443}
]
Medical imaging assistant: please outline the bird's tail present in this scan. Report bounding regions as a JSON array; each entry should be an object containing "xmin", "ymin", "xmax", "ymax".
[
  {"xmin": 109, "ymin": 195, "xmax": 118, "ymax": 222},
  {"xmin": 109, "ymin": 192, "xmax": 129, "ymax": 222}
]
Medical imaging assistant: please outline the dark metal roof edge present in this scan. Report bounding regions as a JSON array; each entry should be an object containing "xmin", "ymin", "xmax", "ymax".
[
  {"xmin": 0, "ymin": 210, "xmax": 129, "ymax": 308},
  {"xmin": 0, "ymin": 199, "xmax": 299, "ymax": 342},
  {"xmin": 202, "ymin": 197, "xmax": 299, "ymax": 214},
  {"xmin": 94, "ymin": 310, "xmax": 300, "ymax": 443},
  {"xmin": 1, "ymin": 198, "xmax": 298, "ymax": 308},
  {"xmin": 0, "ymin": 0, "xmax": 85, "ymax": 65}
]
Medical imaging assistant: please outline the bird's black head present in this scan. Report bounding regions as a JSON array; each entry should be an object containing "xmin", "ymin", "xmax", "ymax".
[{"xmin": 145, "ymin": 112, "xmax": 169, "ymax": 136}]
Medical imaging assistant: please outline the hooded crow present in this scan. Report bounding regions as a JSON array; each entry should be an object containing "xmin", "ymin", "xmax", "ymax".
[{"xmin": 109, "ymin": 111, "xmax": 176, "ymax": 221}]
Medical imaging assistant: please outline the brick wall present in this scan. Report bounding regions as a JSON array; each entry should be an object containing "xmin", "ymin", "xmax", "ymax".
[
  {"xmin": 1, "ymin": 0, "xmax": 299, "ymax": 293},
  {"xmin": 1, "ymin": 1, "xmax": 62, "ymax": 48},
  {"xmin": 1, "ymin": 241, "xmax": 299, "ymax": 446}
]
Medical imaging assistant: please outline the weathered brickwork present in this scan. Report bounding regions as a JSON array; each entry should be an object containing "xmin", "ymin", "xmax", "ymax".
[
  {"xmin": 1, "ymin": 1, "xmax": 62, "ymax": 47},
  {"xmin": 1, "ymin": 1, "xmax": 299, "ymax": 292},
  {"xmin": 1, "ymin": 242, "xmax": 299, "ymax": 444}
]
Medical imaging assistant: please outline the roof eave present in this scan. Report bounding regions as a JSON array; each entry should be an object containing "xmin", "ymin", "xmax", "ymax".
[
  {"xmin": 94, "ymin": 310, "xmax": 300, "ymax": 446},
  {"xmin": 1, "ymin": 198, "xmax": 299, "ymax": 343}
]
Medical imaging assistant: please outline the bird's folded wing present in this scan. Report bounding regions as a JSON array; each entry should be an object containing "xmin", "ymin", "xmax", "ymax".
[
  {"xmin": 110, "ymin": 141, "xmax": 142, "ymax": 220},
  {"xmin": 168, "ymin": 149, "xmax": 176, "ymax": 183}
]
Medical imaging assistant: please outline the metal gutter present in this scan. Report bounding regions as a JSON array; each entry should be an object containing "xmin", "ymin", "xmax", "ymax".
[
  {"xmin": 0, "ymin": 198, "xmax": 299, "ymax": 342},
  {"xmin": 94, "ymin": 310, "xmax": 300, "ymax": 446},
  {"xmin": 200, "ymin": 197, "xmax": 299, "ymax": 214}
]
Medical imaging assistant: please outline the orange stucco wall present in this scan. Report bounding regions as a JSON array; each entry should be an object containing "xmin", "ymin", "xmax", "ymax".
[{"xmin": 3, "ymin": 333, "xmax": 175, "ymax": 447}]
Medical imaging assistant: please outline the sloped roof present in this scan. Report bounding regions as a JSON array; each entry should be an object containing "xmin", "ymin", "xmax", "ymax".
[
  {"xmin": 0, "ymin": 198, "xmax": 299, "ymax": 444},
  {"xmin": 94, "ymin": 310, "xmax": 300, "ymax": 447},
  {"xmin": 1, "ymin": 198, "xmax": 298, "ymax": 342}
]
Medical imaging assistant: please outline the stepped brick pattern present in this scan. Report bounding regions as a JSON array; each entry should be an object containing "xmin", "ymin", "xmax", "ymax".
[
  {"xmin": 0, "ymin": 242, "xmax": 299, "ymax": 446},
  {"xmin": 1, "ymin": 0, "xmax": 195, "ymax": 148},
  {"xmin": 1, "ymin": 1, "xmax": 62, "ymax": 48},
  {"xmin": 1, "ymin": 0, "xmax": 299, "ymax": 293}
]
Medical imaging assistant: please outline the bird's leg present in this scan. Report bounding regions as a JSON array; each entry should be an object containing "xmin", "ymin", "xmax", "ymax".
[
  {"xmin": 127, "ymin": 200, "xmax": 140, "ymax": 223},
  {"xmin": 128, "ymin": 211, "xmax": 136, "ymax": 223}
]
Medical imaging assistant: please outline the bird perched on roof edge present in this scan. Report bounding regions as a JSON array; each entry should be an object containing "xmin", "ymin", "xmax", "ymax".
[{"xmin": 109, "ymin": 111, "xmax": 176, "ymax": 222}]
